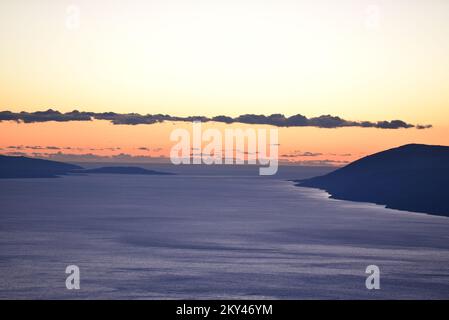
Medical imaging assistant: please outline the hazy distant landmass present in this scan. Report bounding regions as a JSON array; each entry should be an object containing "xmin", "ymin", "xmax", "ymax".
[
  {"xmin": 0, "ymin": 155, "xmax": 82, "ymax": 178},
  {"xmin": 0, "ymin": 155, "xmax": 173, "ymax": 178},
  {"xmin": 73, "ymin": 166, "xmax": 174, "ymax": 175},
  {"xmin": 296, "ymin": 144, "xmax": 449, "ymax": 216}
]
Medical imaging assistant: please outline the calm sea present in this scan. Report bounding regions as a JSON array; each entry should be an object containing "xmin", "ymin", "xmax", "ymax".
[{"xmin": 1, "ymin": 165, "xmax": 449, "ymax": 299}]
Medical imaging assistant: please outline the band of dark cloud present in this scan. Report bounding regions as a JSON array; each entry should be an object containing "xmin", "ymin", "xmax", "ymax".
[{"xmin": 0, "ymin": 109, "xmax": 431, "ymax": 129}]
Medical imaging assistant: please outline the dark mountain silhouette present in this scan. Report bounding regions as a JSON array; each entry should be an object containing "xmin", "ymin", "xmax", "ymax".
[
  {"xmin": 296, "ymin": 144, "xmax": 449, "ymax": 216},
  {"xmin": 0, "ymin": 155, "xmax": 174, "ymax": 178},
  {"xmin": 0, "ymin": 155, "xmax": 82, "ymax": 178},
  {"xmin": 73, "ymin": 166, "xmax": 174, "ymax": 175}
]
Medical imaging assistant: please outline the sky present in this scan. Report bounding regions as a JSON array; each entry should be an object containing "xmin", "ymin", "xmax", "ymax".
[{"xmin": 1, "ymin": 0, "xmax": 448, "ymax": 164}]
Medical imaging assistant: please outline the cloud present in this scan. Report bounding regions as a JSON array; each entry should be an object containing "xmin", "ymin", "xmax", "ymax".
[
  {"xmin": 281, "ymin": 150, "xmax": 324, "ymax": 158},
  {"xmin": 136, "ymin": 146, "xmax": 163, "ymax": 152},
  {"xmin": 1, "ymin": 149, "xmax": 353, "ymax": 167},
  {"xmin": 0, "ymin": 109, "xmax": 93, "ymax": 123},
  {"xmin": 416, "ymin": 124, "xmax": 433, "ymax": 130},
  {"xmin": 299, "ymin": 151, "xmax": 323, "ymax": 157},
  {"xmin": 33, "ymin": 151, "xmax": 171, "ymax": 163},
  {"xmin": 6, "ymin": 145, "xmax": 65, "ymax": 151},
  {"xmin": 0, "ymin": 109, "xmax": 431, "ymax": 129},
  {"xmin": 281, "ymin": 158, "xmax": 350, "ymax": 166},
  {"xmin": 301, "ymin": 159, "xmax": 350, "ymax": 166},
  {"xmin": 4, "ymin": 151, "xmax": 28, "ymax": 157},
  {"xmin": 370, "ymin": 120, "xmax": 414, "ymax": 129}
]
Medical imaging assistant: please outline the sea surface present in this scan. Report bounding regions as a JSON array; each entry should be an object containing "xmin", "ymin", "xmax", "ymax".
[{"xmin": 1, "ymin": 165, "xmax": 449, "ymax": 299}]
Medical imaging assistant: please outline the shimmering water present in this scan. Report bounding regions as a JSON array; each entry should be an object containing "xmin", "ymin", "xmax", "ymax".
[{"xmin": 1, "ymin": 166, "xmax": 448, "ymax": 299}]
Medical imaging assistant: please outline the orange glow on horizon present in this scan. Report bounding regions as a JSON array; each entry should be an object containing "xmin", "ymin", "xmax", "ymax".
[{"xmin": 1, "ymin": 120, "xmax": 448, "ymax": 166}]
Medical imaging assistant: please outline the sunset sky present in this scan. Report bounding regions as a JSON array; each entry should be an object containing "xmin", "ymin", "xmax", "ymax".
[{"xmin": 1, "ymin": 0, "xmax": 448, "ymax": 165}]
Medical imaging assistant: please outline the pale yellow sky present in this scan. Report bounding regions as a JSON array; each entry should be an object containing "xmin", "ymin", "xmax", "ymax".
[{"xmin": 1, "ymin": 0, "xmax": 449, "ymax": 125}]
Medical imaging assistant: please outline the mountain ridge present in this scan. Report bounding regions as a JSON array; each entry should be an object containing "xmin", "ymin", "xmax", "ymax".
[
  {"xmin": 0, "ymin": 155, "xmax": 82, "ymax": 178},
  {"xmin": 296, "ymin": 144, "xmax": 449, "ymax": 216},
  {"xmin": 0, "ymin": 155, "xmax": 173, "ymax": 178}
]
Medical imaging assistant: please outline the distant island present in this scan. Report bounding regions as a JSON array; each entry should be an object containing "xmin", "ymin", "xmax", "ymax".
[
  {"xmin": 0, "ymin": 155, "xmax": 173, "ymax": 178},
  {"xmin": 73, "ymin": 166, "xmax": 174, "ymax": 175},
  {"xmin": 296, "ymin": 144, "xmax": 449, "ymax": 217}
]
